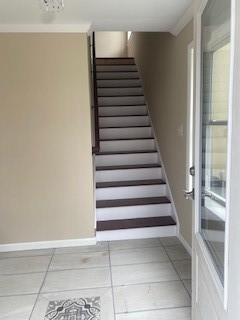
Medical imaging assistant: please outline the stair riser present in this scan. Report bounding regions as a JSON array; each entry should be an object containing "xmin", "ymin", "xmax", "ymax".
[
  {"xmin": 97, "ymin": 79, "xmax": 142, "ymax": 88},
  {"xmin": 95, "ymin": 153, "xmax": 159, "ymax": 166},
  {"xmin": 100, "ymin": 139, "xmax": 155, "ymax": 152},
  {"xmin": 98, "ymin": 87, "xmax": 143, "ymax": 96},
  {"xmin": 97, "ymin": 72, "xmax": 139, "ymax": 80},
  {"xmin": 99, "ymin": 127, "xmax": 152, "ymax": 139},
  {"xmin": 96, "ymin": 167, "xmax": 162, "ymax": 182},
  {"xmin": 96, "ymin": 225, "xmax": 177, "ymax": 241},
  {"xmin": 98, "ymin": 96, "xmax": 145, "ymax": 106},
  {"xmin": 99, "ymin": 106, "xmax": 147, "ymax": 117},
  {"xmin": 97, "ymin": 203, "xmax": 172, "ymax": 221},
  {"xmin": 96, "ymin": 58, "xmax": 134, "ymax": 65},
  {"xmin": 96, "ymin": 184, "xmax": 167, "ymax": 200},
  {"xmin": 96, "ymin": 65, "xmax": 138, "ymax": 72},
  {"xmin": 99, "ymin": 116, "xmax": 150, "ymax": 127}
]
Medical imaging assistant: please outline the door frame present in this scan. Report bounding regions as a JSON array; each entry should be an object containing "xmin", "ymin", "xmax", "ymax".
[{"xmin": 193, "ymin": 0, "xmax": 240, "ymax": 317}]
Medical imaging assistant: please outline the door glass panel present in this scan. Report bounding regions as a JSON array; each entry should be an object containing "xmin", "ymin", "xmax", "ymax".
[{"xmin": 200, "ymin": 0, "xmax": 231, "ymax": 284}]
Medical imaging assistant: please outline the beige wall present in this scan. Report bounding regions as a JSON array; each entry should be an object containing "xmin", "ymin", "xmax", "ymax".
[
  {"xmin": 96, "ymin": 32, "xmax": 127, "ymax": 57},
  {"xmin": 129, "ymin": 22, "xmax": 193, "ymax": 247},
  {"xmin": 0, "ymin": 33, "xmax": 95, "ymax": 244}
]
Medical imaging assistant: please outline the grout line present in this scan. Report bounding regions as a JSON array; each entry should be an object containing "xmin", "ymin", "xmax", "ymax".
[
  {"xmin": 28, "ymin": 248, "xmax": 55, "ymax": 320},
  {"xmin": 108, "ymin": 241, "xmax": 117, "ymax": 320},
  {"xmin": 115, "ymin": 305, "xmax": 191, "ymax": 315},
  {"xmin": 161, "ymin": 245, "xmax": 192, "ymax": 301}
]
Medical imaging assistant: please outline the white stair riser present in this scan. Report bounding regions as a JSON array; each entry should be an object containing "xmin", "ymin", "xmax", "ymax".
[
  {"xmin": 96, "ymin": 167, "xmax": 162, "ymax": 182},
  {"xmin": 98, "ymin": 96, "xmax": 145, "ymax": 106},
  {"xmin": 100, "ymin": 127, "xmax": 152, "ymax": 139},
  {"xmin": 99, "ymin": 116, "xmax": 150, "ymax": 127},
  {"xmin": 96, "ymin": 225, "xmax": 177, "ymax": 241},
  {"xmin": 99, "ymin": 106, "xmax": 147, "ymax": 117},
  {"xmin": 96, "ymin": 184, "xmax": 167, "ymax": 200},
  {"xmin": 97, "ymin": 72, "xmax": 139, "ymax": 80},
  {"xmin": 98, "ymin": 87, "xmax": 143, "ymax": 96},
  {"xmin": 97, "ymin": 204, "xmax": 172, "ymax": 221},
  {"xmin": 97, "ymin": 79, "xmax": 142, "ymax": 88},
  {"xmin": 100, "ymin": 139, "xmax": 155, "ymax": 152},
  {"xmin": 95, "ymin": 153, "xmax": 159, "ymax": 166},
  {"xmin": 96, "ymin": 65, "xmax": 138, "ymax": 72}
]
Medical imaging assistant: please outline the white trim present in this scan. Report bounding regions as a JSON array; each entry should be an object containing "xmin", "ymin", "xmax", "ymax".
[
  {"xmin": 170, "ymin": 3, "xmax": 194, "ymax": 36},
  {"xmin": 97, "ymin": 225, "xmax": 177, "ymax": 241},
  {"xmin": 0, "ymin": 237, "xmax": 96, "ymax": 253},
  {"xmin": 178, "ymin": 233, "xmax": 192, "ymax": 256},
  {"xmin": 0, "ymin": 24, "xmax": 91, "ymax": 33}
]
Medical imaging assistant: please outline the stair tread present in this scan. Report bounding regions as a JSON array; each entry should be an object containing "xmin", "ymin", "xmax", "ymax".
[
  {"xmin": 96, "ymin": 196, "xmax": 170, "ymax": 208},
  {"xmin": 96, "ymin": 179, "xmax": 165, "ymax": 188},
  {"xmin": 100, "ymin": 125, "xmax": 151, "ymax": 129},
  {"xmin": 98, "ymin": 86, "xmax": 142, "ymax": 89},
  {"xmin": 97, "ymin": 70, "xmax": 138, "ymax": 73},
  {"xmin": 97, "ymin": 216, "xmax": 176, "ymax": 231},
  {"xmin": 96, "ymin": 163, "xmax": 160, "ymax": 171},
  {"xmin": 96, "ymin": 150, "xmax": 157, "ymax": 155},
  {"xmin": 99, "ymin": 104, "xmax": 146, "ymax": 108},
  {"xmin": 100, "ymin": 137, "xmax": 154, "ymax": 141},
  {"xmin": 99, "ymin": 115, "xmax": 148, "ymax": 118},
  {"xmin": 98, "ymin": 94, "xmax": 144, "ymax": 97}
]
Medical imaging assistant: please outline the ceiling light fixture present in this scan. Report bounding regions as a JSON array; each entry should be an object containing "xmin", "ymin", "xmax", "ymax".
[{"xmin": 41, "ymin": 0, "xmax": 64, "ymax": 12}]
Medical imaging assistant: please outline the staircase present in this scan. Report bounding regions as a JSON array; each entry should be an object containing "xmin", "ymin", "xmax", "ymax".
[{"xmin": 94, "ymin": 57, "xmax": 177, "ymax": 241}]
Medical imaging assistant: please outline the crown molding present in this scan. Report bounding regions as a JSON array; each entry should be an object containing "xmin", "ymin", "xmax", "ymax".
[
  {"xmin": 170, "ymin": 2, "xmax": 194, "ymax": 36},
  {"xmin": 0, "ymin": 23, "xmax": 91, "ymax": 33}
]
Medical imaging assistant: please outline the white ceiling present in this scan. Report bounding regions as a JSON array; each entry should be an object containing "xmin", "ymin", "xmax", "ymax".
[{"xmin": 0, "ymin": 0, "xmax": 192, "ymax": 32}]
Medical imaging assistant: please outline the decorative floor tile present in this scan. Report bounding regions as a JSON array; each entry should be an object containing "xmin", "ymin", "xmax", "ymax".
[
  {"xmin": 112, "ymin": 262, "xmax": 179, "ymax": 286},
  {"xmin": 109, "ymin": 238, "xmax": 162, "ymax": 251},
  {"xmin": 110, "ymin": 246, "xmax": 169, "ymax": 266},
  {"xmin": 44, "ymin": 297, "xmax": 100, "ymax": 320},
  {"xmin": 0, "ymin": 294, "xmax": 37, "ymax": 320},
  {"xmin": 49, "ymin": 251, "xmax": 109, "ymax": 271},
  {"xmin": 42, "ymin": 268, "xmax": 111, "ymax": 293},
  {"xmin": 31, "ymin": 288, "xmax": 114, "ymax": 320}
]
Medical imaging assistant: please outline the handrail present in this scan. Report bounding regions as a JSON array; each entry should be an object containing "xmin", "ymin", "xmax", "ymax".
[{"xmin": 91, "ymin": 32, "xmax": 100, "ymax": 154}]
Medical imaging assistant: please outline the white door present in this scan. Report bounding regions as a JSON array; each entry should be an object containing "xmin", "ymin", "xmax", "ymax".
[{"xmin": 192, "ymin": 0, "xmax": 240, "ymax": 319}]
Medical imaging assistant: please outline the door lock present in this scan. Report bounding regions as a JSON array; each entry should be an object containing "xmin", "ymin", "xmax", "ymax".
[
  {"xmin": 184, "ymin": 188, "xmax": 195, "ymax": 200},
  {"xmin": 189, "ymin": 166, "xmax": 195, "ymax": 176}
]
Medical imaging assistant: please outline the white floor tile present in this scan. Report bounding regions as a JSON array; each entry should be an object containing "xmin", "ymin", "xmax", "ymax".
[
  {"xmin": 42, "ymin": 268, "xmax": 111, "ymax": 292},
  {"xmin": 30, "ymin": 287, "xmax": 114, "ymax": 320},
  {"xmin": 0, "ymin": 295, "xmax": 37, "ymax": 320},
  {"xmin": 0, "ymin": 273, "xmax": 45, "ymax": 296},
  {"xmin": 112, "ymin": 262, "xmax": 179, "ymax": 286},
  {"xmin": 109, "ymin": 238, "xmax": 161, "ymax": 251},
  {"xmin": 165, "ymin": 245, "xmax": 191, "ymax": 261},
  {"xmin": 159, "ymin": 237, "xmax": 181, "ymax": 247},
  {"xmin": 116, "ymin": 307, "xmax": 191, "ymax": 320},
  {"xmin": 49, "ymin": 251, "xmax": 109, "ymax": 271},
  {"xmin": 173, "ymin": 260, "xmax": 192, "ymax": 280},
  {"xmin": 55, "ymin": 242, "xmax": 108, "ymax": 255},
  {"xmin": 183, "ymin": 279, "xmax": 192, "ymax": 296},
  {"xmin": 0, "ymin": 249, "xmax": 53, "ymax": 259},
  {"xmin": 110, "ymin": 247, "xmax": 169, "ymax": 266},
  {"xmin": 0, "ymin": 256, "xmax": 51, "ymax": 275},
  {"xmin": 114, "ymin": 281, "xmax": 191, "ymax": 313}
]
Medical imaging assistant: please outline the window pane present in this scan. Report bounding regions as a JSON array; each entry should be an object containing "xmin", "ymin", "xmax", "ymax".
[{"xmin": 200, "ymin": 0, "xmax": 231, "ymax": 284}]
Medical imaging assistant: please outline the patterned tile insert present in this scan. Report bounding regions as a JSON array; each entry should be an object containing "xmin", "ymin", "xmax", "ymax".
[{"xmin": 45, "ymin": 297, "xmax": 100, "ymax": 320}]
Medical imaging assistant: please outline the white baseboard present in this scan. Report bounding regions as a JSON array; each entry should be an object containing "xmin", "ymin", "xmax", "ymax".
[
  {"xmin": 0, "ymin": 237, "xmax": 96, "ymax": 253},
  {"xmin": 178, "ymin": 233, "xmax": 192, "ymax": 257}
]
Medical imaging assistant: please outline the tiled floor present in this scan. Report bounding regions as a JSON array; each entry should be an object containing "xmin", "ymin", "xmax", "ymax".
[{"xmin": 0, "ymin": 237, "xmax": 192, "ymax": 319}]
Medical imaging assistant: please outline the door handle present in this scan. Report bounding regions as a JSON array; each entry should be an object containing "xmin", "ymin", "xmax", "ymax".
[{"xmin": 184, "ymin": 188, "xmax": 195, "ymax": 200}]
